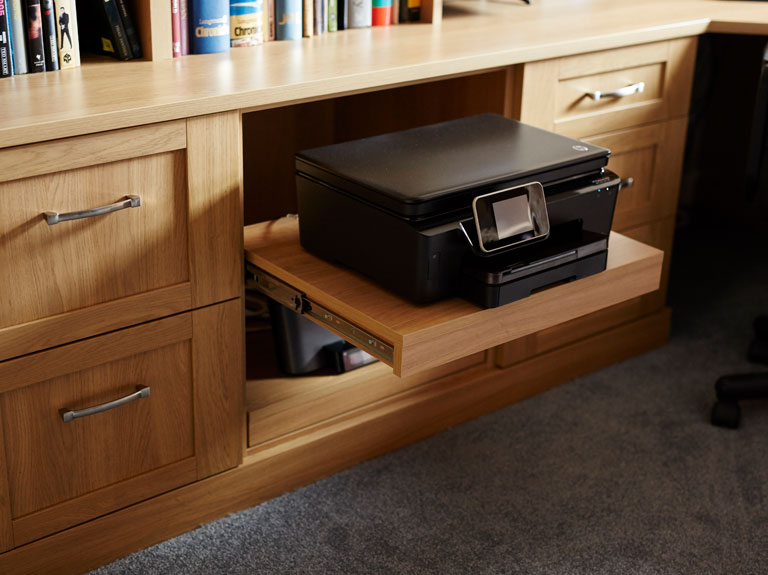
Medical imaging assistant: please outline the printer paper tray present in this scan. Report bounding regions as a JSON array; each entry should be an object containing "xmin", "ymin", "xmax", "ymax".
[{"xmin": 244, "ymin": 217, "xmax": 663, "ymax": 378}]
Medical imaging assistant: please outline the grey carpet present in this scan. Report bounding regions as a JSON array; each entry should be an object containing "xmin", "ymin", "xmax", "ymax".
[{"xmin": 91, "ymin": 222, "xmax": 768, "ymax": 575}]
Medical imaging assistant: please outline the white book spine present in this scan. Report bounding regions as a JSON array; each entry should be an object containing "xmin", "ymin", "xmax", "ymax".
[
  {"xmin": 348, "ymin": 0, "xmax": 370, "ymax": 27},
  {"xmin": 53, "ymin": 0, "xmax": 80, "ymax": 68}
]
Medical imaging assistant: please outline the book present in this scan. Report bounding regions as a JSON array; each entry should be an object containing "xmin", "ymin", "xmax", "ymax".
[
  {"xmin": 8, "ymin": 0, "xmax": 26, "ymax": 73},
  {"xmin": 390, "ymin": 0, "xmax": 397, "ymax": 24},
  {"xmin": 54, "ymin": 0, "xmax": 79, "ymax": 68},
  {"xmin": 275, "ymin": 0, "xmax": 300, "ymax": 40},
  {"xmin": 115, "ymin": 0, "xmax": 141, "ymax": 58},
  {"xmin": 302, "ymin": 0, "xmax": 311, "ymax": 36},
  {"xmin": 0, "ymin": 0, "xmax": 11, "ymax": 77},
  {"xmin": 24, "ymin": 0, "xmax": 46, "ymax": 71},
  {"xmin": 400, "ymin": 0, "xmax": 418, "ymax": 21},
  {"xmin": 326, "ymin": 0, "xmax": 335, "ymax": 32},
  {"xmin": 312, "ymin": 0, "xmax": 323, "ymax": 34},
  {"xmin": 179, "ymin": 0, "xmax": 188, "ymax": 53},
  {"xmin": 40, "ymin": 0, "xmax": 59, "ymax": 69},
  {"xmin": 189, "ymin": 0, "xmax": 229, "ymax": 53},
  {"xmin": 347, "ymin": 0, "xmax": 369, "ymax": 28},
  {"xmin": 230, "ymin": 0, "xmax": 262, "ymax": 47},
  {"xmin": 371, "ymin": 0, "xmax": 391, "ymax": 25},
  {"xmin": 336, "ymin": 0, "xmax": 345, "ymax": 30},
  {"xmin": 171, "ymin": 0, "xmax": 180, "ymax": 56},
  {"xmin": 77, "ymin": 0, "xmax": 133, "ymax": 60},
  {"xmin": 266, "ymin": 0, "xmax": 274, "ymax": 40}
]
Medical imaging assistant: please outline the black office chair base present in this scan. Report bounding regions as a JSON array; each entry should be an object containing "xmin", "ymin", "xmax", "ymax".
[{"xmin": 711, "ymin": 372, "xmax": 768, "ymax": 428}]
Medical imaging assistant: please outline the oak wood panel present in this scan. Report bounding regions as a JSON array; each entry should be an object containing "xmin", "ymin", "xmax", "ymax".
[
  {"xmin": 12, "ymin": 458, "xmax": 197, "ymax": 547},
  {"xmin": 0, "ymin": 121, "xmax": 186, "ymax": 184},
  {"xmin": 244, "ymin": 217, "xmax": 663, "ymax": 377},
  {"xmin": 193, "ymin": 299, "xmax": 245, "ymax": 479},
  {"xmin": 0, "ymin": 340, "xmax": 195, "ymax": 523},
  {"xmin": 0, "ymin": 151, "xmax": 189, "ymax": 332},
  {"xmin": 134, "ymin": 0, "xmax": 173, "ymax": 60},
  {"xmin": 496, "ymin": 217, "xmax": 675, "ymax": 367},
  {"xmin": 186, "ymin": 112, "xmax": 244, "ymax": 308},
  {"xmin": 0, "ymin": 416, "xmax": 12, "ymax": 553},
  {"xmin": 0, "ymin": 283, "xmax": 192, "ymax": 363},
  {"xmin": 247, "ymin": 351, "xmax": 485, "ymax": 447},
  {"xmin": 585, "ymin": 118, "xmax": 688, "ymax": 230},
  {"xmin": 0, "ymin": 306, "xmax": 670, "ymax": 575},
  {"xmin": 0, "ymin": 314, "xmax": 192, "ymax": 395}
]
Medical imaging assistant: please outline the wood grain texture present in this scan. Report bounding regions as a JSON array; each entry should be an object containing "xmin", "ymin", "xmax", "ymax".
[
  {"xmin": 0, "ymin": 417, "xmax": 13, "ymax": 552},
  {"xmin": 0, "ymin": 314, "xmax": 192, "ymax": 395},
  {"xmin": 0, "ymin": 339, "xmax": 195, "ymax": 531},
  {"xmin": 4, "ymin": 1, "xmax": 764, "ymax": 149},
  {"xmin": 0, "ymin": 307, "xmax": 669, "ymax": 575},
  {"xmin": 134, "ymin": 0, "xmax": 173, "ymax": 60},
  {"xmin": 247, "ymin": 351, "xmax": 485, "ymax": 448},
  {"xmin": 186, "ymin": 112, "xmax": 244, "ymax": 308},
  {"xmin": 0, "ymin": 150, "xmax": 189, "ymax": 332},
  {"xmin": 0, "ymin": 283, "xmax": 192, "ymax": 363},
  {"xmin": 244, "ymin": 218, "xmax": 663, "ymax": 377},
  {"xmin": 193, "ymin": 299, "xmax": 245, "ymax": 479},
  {"xmin": 0, "ymin": 121, "xmax": 186, "ymax": 184}
]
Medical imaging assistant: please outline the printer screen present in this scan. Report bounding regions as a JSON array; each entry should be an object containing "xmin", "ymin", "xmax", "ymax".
[{"xmin": 473, "ymin": 182, "xmax": 549, "ymax": 253}]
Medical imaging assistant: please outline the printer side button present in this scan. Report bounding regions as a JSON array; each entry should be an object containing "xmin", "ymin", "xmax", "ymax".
[{"xmin": 428, "ymin": 252, "xmax": 440, "ymax": 280}]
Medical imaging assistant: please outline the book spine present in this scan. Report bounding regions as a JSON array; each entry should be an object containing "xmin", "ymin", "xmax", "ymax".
[
  {"xmin": 347, "ymin": 0, "xmax": 369, "ymax": 28},
  {"xmin": 40, "ymin": 0, "xmax": 58, "ymax": 68},
  {"xmin": 302, "ymin": 0, "xmax": 311, "ymax": 36},
  {"xmin": 230, "ymin": 0, "xmax": 262, "ymax": 47},
  {"xmin": 274, "ymin": 0, "xmax": 299, "ymax": 40},
  {"xmin": 179, "ymin": 0, "xmax": 188, "ymax": 53},
  {"xmin": 8, "ymin": 0, "xmax": 26, "ymax": 73},
  {"xmin": 0, "ymin": 0, "xmax": 11, "ymax": 77},
  {"xmin": 54, "ymin": 0, "xmax": 79, "ymax": 68},
  {"xmin": 312, "ymin": 0, "xmax": 323, "ymax": 34},
  {"xmin": 266, "ymin": 0, "xmax": 274, "ymax": 40},
  {"xmin": 171, "ymin": 0, "xmax": 180, "ymax": 56},
  {"xmin": 189, "ymin": 0, "xmax": 229, "ymax": 53},
  {"xmin": 24, "ymin": 0, "xmax": 45, "ymax": 72},
  {"xmin": 102, "ymin": 0, "xmax": 132, "ymax": 59},
  {"xmin": 336, "ymin": 0, "xmax": 345, "ymax": 30},
  {"xmin": 405, "ymin": 0, "xmax": 418, "ymax": 21},
  {"xmin": 371, "ymin": 0, "xmax": 390, "ymax": 25},
  {"xmin": 326, "ymin": 0, "xmax": 335, "ymax": 32},
  {"xmin": 390, "ymin": 0, "xmax": 397, "ymax": 24},
  {"xmin": 115, "ymin": 0, "xmax": 141, "ymax": 57}
]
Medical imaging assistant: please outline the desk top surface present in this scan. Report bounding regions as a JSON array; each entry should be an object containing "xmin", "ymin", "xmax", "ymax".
[{"xmin": 1, "ymin": 0, "xmax": 767, "ymax": 149}]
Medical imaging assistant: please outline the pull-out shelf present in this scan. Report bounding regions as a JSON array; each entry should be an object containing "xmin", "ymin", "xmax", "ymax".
[{"xmin": 244, "ymin": 218, "xmax": 663, "ymax": 378}]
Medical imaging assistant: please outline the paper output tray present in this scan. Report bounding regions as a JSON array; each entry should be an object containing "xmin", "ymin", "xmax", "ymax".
[{"xmin": 244, "ymin": 217, "xmax": 663, "ymax": 378}]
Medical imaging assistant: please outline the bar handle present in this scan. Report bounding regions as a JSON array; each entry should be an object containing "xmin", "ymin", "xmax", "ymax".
[
  {"xmin": 587, "ymin": 82, "xmax": 645, "ymax": 102},
  {"xmin": 45, "ymin": 195, "xmax": 142, "ymax": 226},
  {"xmin": 60, "ymin": 385, "xmax": 150, "ymax": 422},
  {"xmin": 619, "ymin": 177, "xmax": 635, "ymax": 190}
]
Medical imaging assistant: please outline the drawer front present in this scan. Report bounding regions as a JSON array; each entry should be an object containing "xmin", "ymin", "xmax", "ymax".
[
  {"xmin": 585, "ymin": 118, "xmax": 688, "ymax": 231},
  {"xmin": 0, "ymin": 300, "xmax": 243, "ymax": 547},
  {"xmin": 519, "ymin": 38, "xmax": 696, "ymax": 137}
]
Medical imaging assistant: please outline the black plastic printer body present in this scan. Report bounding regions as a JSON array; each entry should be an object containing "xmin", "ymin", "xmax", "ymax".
[{"xmin": 295, "ymin": 114, "xmax": 620, "ymax": 308}]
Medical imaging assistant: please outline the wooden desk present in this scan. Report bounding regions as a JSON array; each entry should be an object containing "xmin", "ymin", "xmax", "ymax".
[{"xmin": 1, "ymin": 1, "xmax": 767, "ymax": 572}]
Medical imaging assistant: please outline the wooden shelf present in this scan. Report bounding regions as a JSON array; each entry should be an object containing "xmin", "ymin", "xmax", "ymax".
[{"xmin": 244, "ymin": 217, "xmax": 664, "ymax": 378}]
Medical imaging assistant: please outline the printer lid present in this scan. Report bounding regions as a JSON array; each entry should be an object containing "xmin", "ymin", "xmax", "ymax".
[{"xmin": 295, "ymin": 114, "xmax": 611, "ymax": 219}]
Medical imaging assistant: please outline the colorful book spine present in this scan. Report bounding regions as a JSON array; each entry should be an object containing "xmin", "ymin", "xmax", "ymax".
[
  {"xmin": 40, "ymin": 0, "xmax": 58, "ymax": 69},
  {"xmin": 274, "ymin": 0, "xmax": 300, "ymax": 40},
  {"xmin": 326, "ymin": 0, "xmax": 335, "ymax": 31},
  {"xmin": 54, "ymin": 0, "xmax": 79, "ymax": 68},
  {"xmin": 371, "ymin": 0, "xmax": 391, "ymax": 26},
  {"xmin": 403, "ymin": 0, "xmax": 418, "ymax": 21},
  {"xmin": 179, "ymin": 0, "xmax": 188, "ymax": 53},
  {"xmin": 390, "ymin": 0, "xmax": 397, "ymax": 24},
  {"xmin": 189, "ymin": 0, "xmax": 229, "ymax": 53},
  {"xmin": 302, "ymin": 0, "xmax": 311, "ymax": 36},
  {"xmin": 230, "ymin": 0, "xmax": 262, "ymax": 46},
  {"xmin": 0, "ymin": 0, "xmax": 11, "ymax": 77},
  {"xmin": 115, "ymin": 0, "xmax": 141, "ymax": 58},
  {"xmin": 171, "ymin": 0, "xmax": 180, "ymax": 56},
  {"xmin": 347, "ymin": 0, "xmax": 369, "ymax": 28},
  {"xmin": 24, "ymin": 0, "xmax": 46, "ymax": 72},
  {"xmin": 8, "ymin": 0, "xmax": 26, "ymax": 73},
  {"xmin": 312, "ymin": 0, "xmax": 323, "ymax": 34}
]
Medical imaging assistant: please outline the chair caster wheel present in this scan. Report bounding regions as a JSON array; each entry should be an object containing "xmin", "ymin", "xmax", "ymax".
[{"xmin": 711, "ymin": 401, "xmax": 741, "ymax": 429}]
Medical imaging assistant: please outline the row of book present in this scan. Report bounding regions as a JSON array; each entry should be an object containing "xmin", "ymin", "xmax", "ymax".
[
  {"xmin": 176, "ymin": 0, "xmax": 421, "ymax": 55},
  {"xmin": 0, "ymin": 0, "xmax": 143, "ymax": 78}
]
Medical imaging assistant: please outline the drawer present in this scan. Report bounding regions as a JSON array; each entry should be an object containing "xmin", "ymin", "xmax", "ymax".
[
  {"xmin": 0, "ymin": 300, "xmax": 243, "ymax": 548},
  {"xmin": 518, "ymin": 38, "xmax": 696, "ymax": 137},
  {"xmin": 585, "ymin": 118, "xmax": 688, "ymax": 231},
  {"xmin": 0, "ymin": 113, "xmax": 243, "ymax": 362},
  {"xmin": 244, "ymin": 217, "xmax": 663, "ymax": 378}
]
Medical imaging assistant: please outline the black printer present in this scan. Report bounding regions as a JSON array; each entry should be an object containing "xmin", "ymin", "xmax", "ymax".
[{"xmin": 295, "ymin": 114, "xmax": 620, "ymax": 308}]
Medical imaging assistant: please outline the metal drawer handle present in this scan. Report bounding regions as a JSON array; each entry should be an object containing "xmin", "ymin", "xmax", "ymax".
[
  {"xmin": 619, "ymin": 177, "xmax": 635, "ymax": 190},
  {"xmin": 587, "ymin": 82, "xmax": 645, "ymax": 102},
  {"xmin": 44, "ymin": 195, "xmax": 142, "ymax": 226},
  {"xmin": 60, "ymin": 385, "xmax": 150, "ymax": 422}
]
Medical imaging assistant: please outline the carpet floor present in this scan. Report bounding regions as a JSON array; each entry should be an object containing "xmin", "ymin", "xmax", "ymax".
[{"xmin": 91, "ymin": 221, "xmax": 768, "ymax": 575}]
